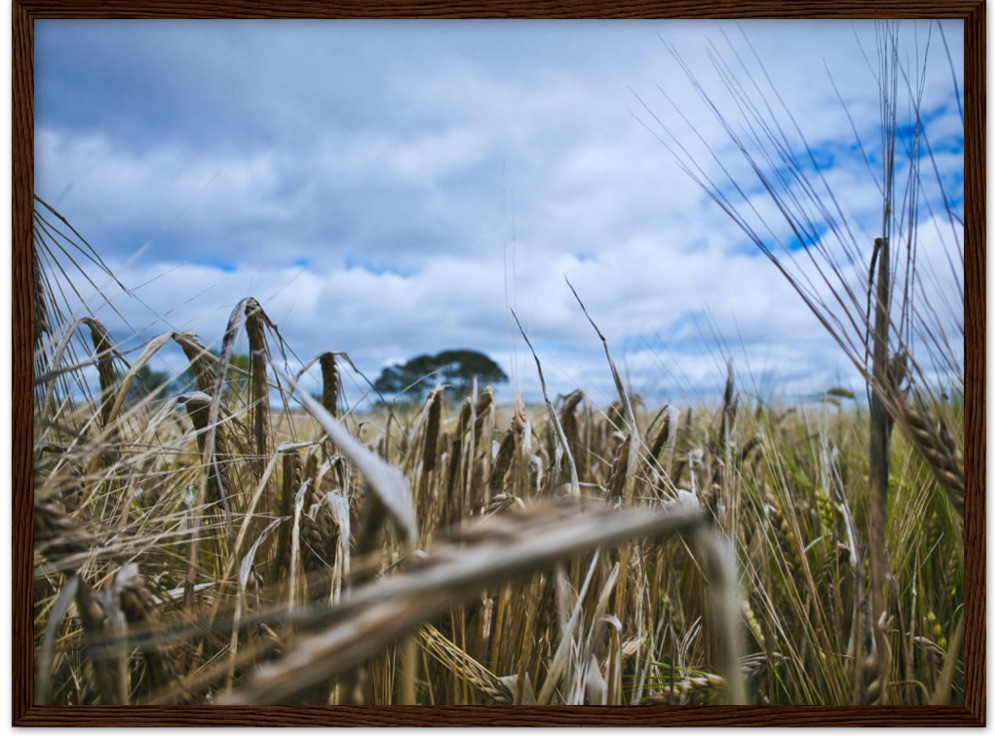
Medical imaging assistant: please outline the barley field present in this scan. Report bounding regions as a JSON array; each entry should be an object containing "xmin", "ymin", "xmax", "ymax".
[
  {"xmin": 30, "ymin": 20, "xmax": 966, "ymax": 710},
  {"xmin": 32, "ymin": 242, "xmax": 964, "ymax": 707}
]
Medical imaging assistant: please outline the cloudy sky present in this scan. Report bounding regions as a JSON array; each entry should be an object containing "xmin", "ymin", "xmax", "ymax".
[{"xmin": 34, "ymin": 19, "xmax": 964, "ymax": 408}]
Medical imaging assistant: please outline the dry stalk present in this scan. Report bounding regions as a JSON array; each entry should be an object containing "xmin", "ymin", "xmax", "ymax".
[
  {"xmin": 273, "ymin": 361, "xmax": 418, "ymax": 544},
  {"xmin": 472, "ymin": 387, "xmax": 494, "ymax": 449},
  {"xmin": 929, "ymin": 612, "xmax": 965, "ymax": 705},
  {"xmin": 74, "ymin": 575, "xmax": 124, "ymax": 705},
  {"xmin": 489, "ymin": 430, "xmax": 517, "ymax": 495},
  {"xmin": 219, "ymin": 500, "xmax": 721, "ymax": 705},
  {"xmin": 648, "ymin": 408, "xmax": 671, "ymax": 466},
  {"xmin": 33, "ymin": 242, "xmax": 48, "ymax": 351},
  {"xmin": 558, "ymin": 390, "xmax": 585, "ymax": 478},
  {"xmin": 420, "ymin": 623, "xmax": 515, "ymax": 704},
  {"xmin": 82, "ymin": 318, "xmax": 117, "ymax": 434},
  {"xmin": 641, "ymin": 672, "xmax": 726, "ymax": 704},
  {"xmin": 421, "ymin": 386, "xmax": 443, "ymax": 476},
  {"xmin": 670, "ymin": 408, "xmax": 693, "ymax": 487},
  {"xmin": 174, "ymin": 332, "xmax": 217, "ymax": 394},
  {"xmin": 34, "ymin": 497, "xmax": 96, "ymax": 561},
  {"xmin": 319, "ymin": 352, "xmax": 340, "ymax": 418},
  {"xmin": 274, "ymin": 449, "xmax": 302, "ymax": 581},
  {"xmin": 896, "ymin": 396, "xmax": 964, "ymax": 524},
  {"xmin": 866, "ymin": 236, "xmax": 892, "ymax": 705},
  {"xmin": 510, "ymin": 309, "xmax": 580, "ymax": 497},
  {"xmin": 245, "ymin": 300, "xmax": 272, "ymax": 479},
  {"xmin": 565, "ymin": 278, "xmax": 641, "ymax": 503},
  {"xmin": 176, "ymin": 392, "xmax": 235, "ymax": 514},
  {"xmin": 115, "ymin": 564, "xmax": 186, "ymax": 703}
]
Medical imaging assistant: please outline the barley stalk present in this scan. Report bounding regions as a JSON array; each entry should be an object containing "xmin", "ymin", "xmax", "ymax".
[
  {"xmin": 896, "ymin": 397, "xmax": 964, "ymax": 523},
  {"xmin": 220, "ymin": 500, "xmax": 714, "ymax": 705}
]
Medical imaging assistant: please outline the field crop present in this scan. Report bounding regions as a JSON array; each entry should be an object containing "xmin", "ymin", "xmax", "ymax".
[
  {"xmin": 30, "ymin": 20, "xmax": 966, "ymax": 709},
  {"xmin": 32, "ymin": 258, "xmax": 964, "ymax": 706}
]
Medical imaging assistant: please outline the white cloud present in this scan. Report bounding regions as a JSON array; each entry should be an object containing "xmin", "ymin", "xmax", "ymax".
[{"xmin": 34, "ymin": 19, "xmax": 964, "ymax": 407}]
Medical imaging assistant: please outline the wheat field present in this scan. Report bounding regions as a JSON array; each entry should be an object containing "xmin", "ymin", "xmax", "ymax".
[
  {"xmin": 32, "ymin": 264, "xmax": 964, "ymax": 707},
  {"xmin": 29, "ymin": 20, "xmax": 967, "ymax": 711}
]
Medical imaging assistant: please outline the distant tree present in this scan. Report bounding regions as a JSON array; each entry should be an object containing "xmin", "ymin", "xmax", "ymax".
[
  {"xmin": 168, "ymin": 366, "xmax": 198, "ymax": 397},
  {"xmin": 374, "ymin": 349, "xmax": 508, "ymax": 403},
  {"xmin": 123, "ymin": 364, "xmax": 172, "ymax": 404},
  {"xmin": 169, "ymin": 351, "xmax": 253, "ymax": 399}
]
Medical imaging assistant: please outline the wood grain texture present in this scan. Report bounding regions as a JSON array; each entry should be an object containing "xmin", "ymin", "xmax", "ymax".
[
  {"xmin": 13, "ymin": 0, "xmax": 985, "ymax": 727},
  {"xmin": 10, "ymin": 705, "xmax": 988, "ymax": 727},
  {"xmin": 961, "ymin": 0, "xmax": 986, "ymax": 726},
  {"xmin": 8, "ymin": 0, "xmax": 987, "ymax": 19},
  {"xmin": 12, "ymin": 0, "xmax": 36, "ymax": 727}
]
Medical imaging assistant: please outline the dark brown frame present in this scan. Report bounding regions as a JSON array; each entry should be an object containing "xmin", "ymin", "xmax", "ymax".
[{"xmin": 12, "ymin": 1, "xmax": 985, "ymax": 727}]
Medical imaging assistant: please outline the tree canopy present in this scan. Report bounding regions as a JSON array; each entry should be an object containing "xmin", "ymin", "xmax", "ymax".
[
  {"xmin": 167, "ymin": 351, "xmax": 254, "ymax": 398},
  {"xmin": 119, "ymin": 364, "xmax": 172, "ymax": 405},
  {"xmin": 373, "ymin": 349, "xmax": 508, "ymax": 403}
]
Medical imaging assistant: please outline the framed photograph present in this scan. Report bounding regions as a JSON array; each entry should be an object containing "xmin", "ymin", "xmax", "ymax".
[{"xmin": 14, "ymin": 1, "xmax": 984, "ymax": 727}]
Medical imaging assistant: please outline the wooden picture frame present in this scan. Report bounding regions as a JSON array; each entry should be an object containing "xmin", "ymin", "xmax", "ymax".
[{"xmin": 13, "ymin": 1, "xmax": 985, "ymax": 727}]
